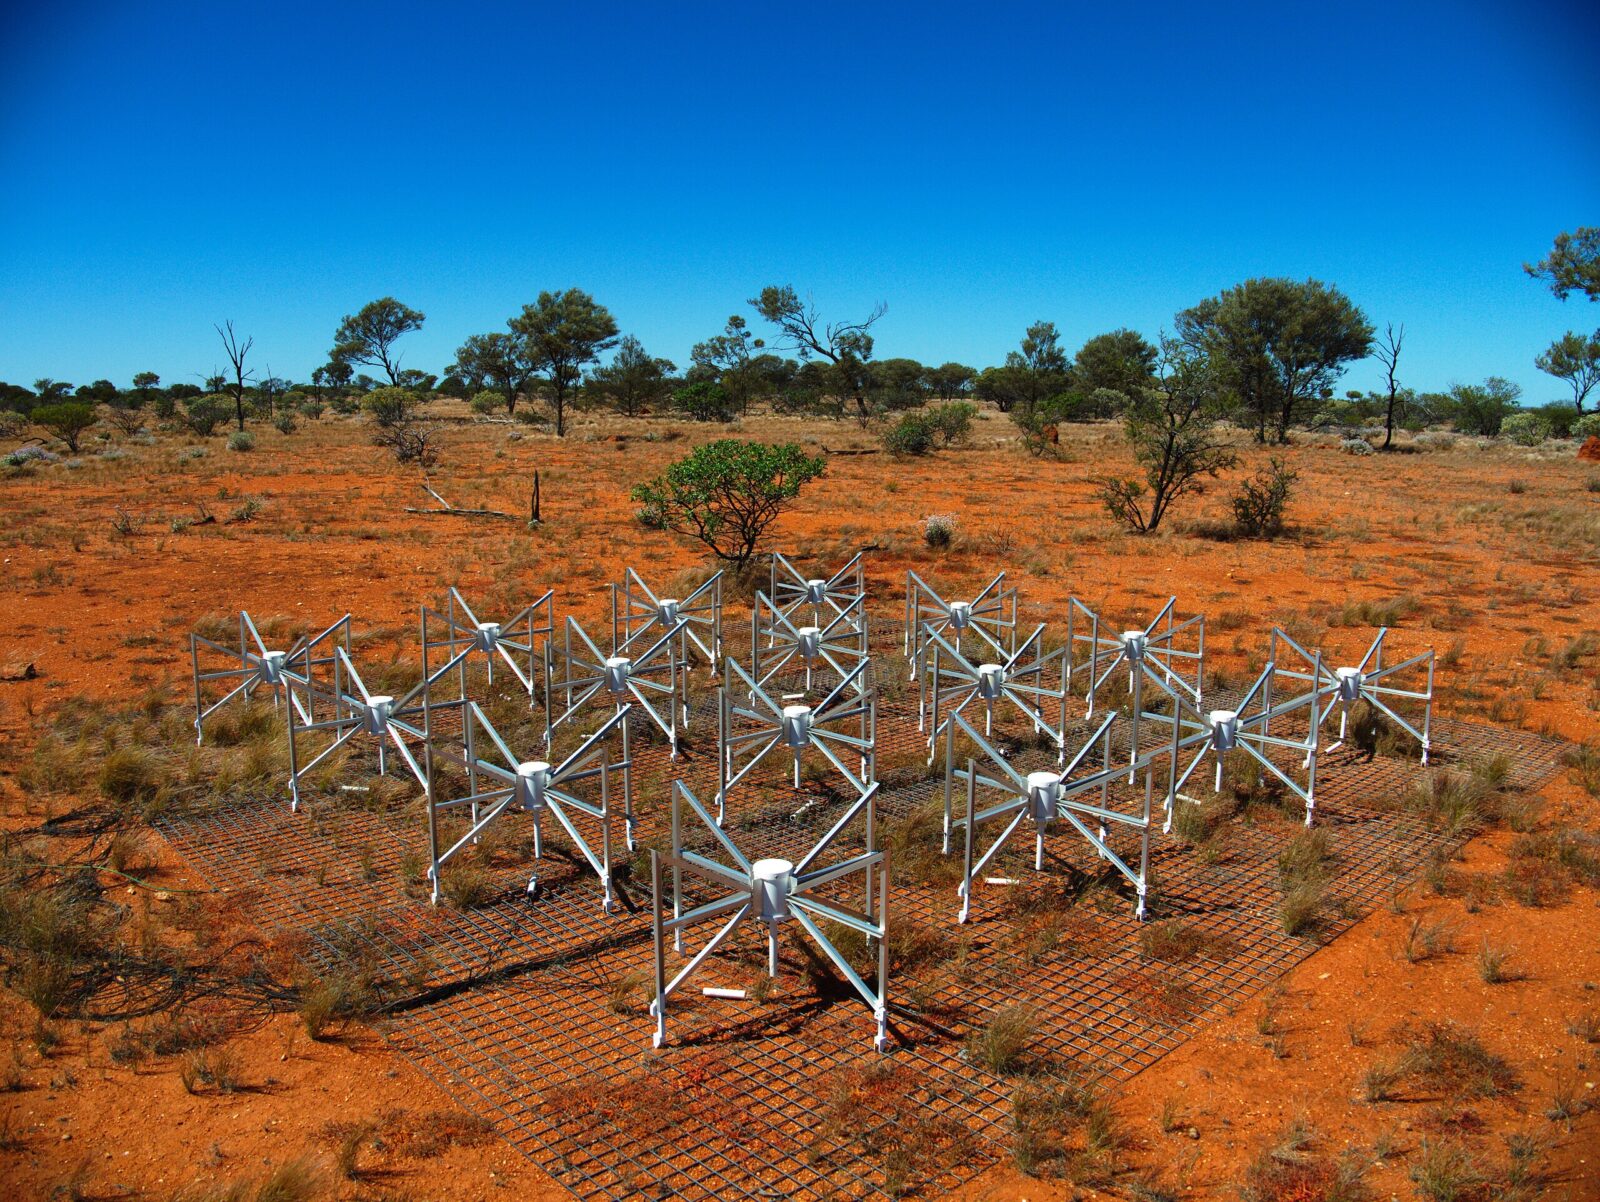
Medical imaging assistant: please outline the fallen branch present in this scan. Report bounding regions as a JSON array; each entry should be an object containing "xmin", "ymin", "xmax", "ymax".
[{"xmin": 409, "ymin": 480, "xmax": 515, "ymax": 518}]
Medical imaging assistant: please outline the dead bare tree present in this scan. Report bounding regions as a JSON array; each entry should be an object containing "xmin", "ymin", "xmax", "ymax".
[
  {"xmin": 750, "ymin": 286, "xmax": 886, "ymax": 425},
  {"xmin": 215, "ymin": 321, "xmax": 256, "ymax": 432},
  {"xmin": 1373, "ymin": 322, "xmax": 1404, "ymax": 450}
]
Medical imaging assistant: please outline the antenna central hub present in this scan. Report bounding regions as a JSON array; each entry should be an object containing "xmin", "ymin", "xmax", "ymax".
[
  {"xmin": 657, "ymin": 599, "xmax": 680, "ymax": 626},
  {"xmin": 976, "ymin": 663, "xmax": 1006, "ymax": 699},
  {"xmin": 604, "ymin": 656, "xmax": 633, "ymax": 693},
  {"xmin": 751, "ymin": 857, "xmax": 795, "ymax": 920},
  {"xmin": 1026, "ymin": 770, "xmax": 1062, "ymax": 819},
  {"xmin": 948, "ymin": 601, "xmax": 973, "ymax": 630},
  {"xmin": 1209, "ymin": 709, "xmax": 1240, "ymax": 750},
  {"xmin": 515, "ymin": 760, "xmax": 553, "ymax": 809},
  {"xmin": 473, "ymin": 621, "xmax": 502, "ymax": 652},
  {"xmin": 805, "ymin": 578, "xmax": 828, "ymax": 604},
  {"xmin": 796, "ymin": 626, "xmax": 822, "ymax": 660},
  {"xmin": 1121, "ymin": 631, "xmax": 1147, "ymax": 660},
  {"xmin": 361, "ymin": 695, "xmax": 395, "ymax": 735},
  {"xmin": 256, "ymin": 650, "xmax": 287, "ymax": 684},
  {"xmin": 781, "ymin": 704, "xmax": 813, "ymax": 747},
  {"xmin": 1335, "ymin": 666, "xmax": 1363, "ymax": 701}
]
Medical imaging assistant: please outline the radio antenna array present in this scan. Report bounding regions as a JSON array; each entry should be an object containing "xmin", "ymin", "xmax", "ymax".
[
  {"xmin": 751, "ymin": 591, "xmax": 869, "ymax": 698},
  {"xmin": 904, "ymin": 571, "xmax": 1018, "ymax": 679},
  {"xmin": 420, "ymin": 587, "xmax": 553, "ymax": 702},
  {"xmin": 918, "ymin": 623, "xmax": 1068, "ymax": 764},
  {"xmin": 190, "ymin": 612, "xmax": 350, "ymax": 743},
  {"xmin": 769, "ymin": 551, "xmax": 867, "ymax": 630},
  {"xmin": 717, "ymin": 655, "xmax": 877, "ymax": 824},
  {"xmin": 545, "ymin": 616, "xmax": 690, "ymax": 758},
  {"xmin": 422, "ymin": 698, "xmax": 634, "ymax": 910},
  {"xmin": 942, "ymin": 711, "xmax": 1160, "ymax": 921},
  {"xmin": 649, "ymin": 780, "xmax": 889, "ymax": 1050},
  {"xmin": 1269, "ymin": 626, "xmax": 1435, "ymax": 764},
  {"xmin": 611, "ymin": 567, "xmax": 722, "ymax": 672}
]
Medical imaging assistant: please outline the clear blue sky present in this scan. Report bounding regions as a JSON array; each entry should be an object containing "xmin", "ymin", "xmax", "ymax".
[{"xmin": 2, "ymin": 0, "xmax": 1596, "ymax": 402}]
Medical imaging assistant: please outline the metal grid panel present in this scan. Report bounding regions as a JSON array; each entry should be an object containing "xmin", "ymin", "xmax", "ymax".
[{"xmin": 154, "ymin": 613, "xmax": 1567, "ymax": 1202}]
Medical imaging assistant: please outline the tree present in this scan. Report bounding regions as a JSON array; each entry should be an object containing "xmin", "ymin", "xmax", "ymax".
[
  {"xmin": 131, "ymin": 372, "xmax": 160, "ymax": 403},
  {"xmin": 32, "ymin": 402, "xmax": 96, "ymax": 452},
  {"xmin": 998, "ymin": 321, "xmax": 1071, "ymax": 419},
  {"xmin": 215, "ymin": 320, "xmax": 256, "ymax": 431},
  {"xmin": 589, "ymin": 335, "xmax": 675, "ymax": 417},
  {"xmin": 76, "ymin": 379, "xmax": 118, "ymax": 404},
  {"xmin": 1178, "ymin": 278, "xmax": 1373, "ymax": 444},
  {"xmin": 1011, "ymin": 394, "xmax": 1077, "ymax": 456},
  {"xmin": 633, "ymin": 440, "xmax": 826, "ymax": 567},
  {"xmin": 332, "ymin": 298, "xmax": 424, "ymax": 386},
  {"xmin": 105, "ymin": 389, "xmax": 146, "ymax": 435},
  {"xmin": 672, "ymin": 380, "xmax": 735, "ymax": 422},
  {"xmin": 1370, "ymin": 322, "xmax": 1407, "ymax": 449},
  {"xmin": 1095, "ymin": 336, "xmax": 1239, "ymax": 533},
  {"xmin": 927, "ymin": 362, "xmax": 976, "ymax": 401},
  {"xmin": 1525, "ymin": 228, "xmax": 1600, "ymax": 302},
  {"xmin": 973, "ymin": 364, "xmax": 1034, "ymax": 414},
  {"xmin": 690, "ymin": 315, "xmax": 764, "ymax": 413},
  {"xmin": 867, "ymin": 358, "xmax": 929, "ymax": 411},
  {"xmin": 1073, "ymin": 329, "xmax": 1157, "ymax": 403},
  {"xmin": 453, "ymin": 331, "xmax": 534, "ymax": 414},
  {"xmin": 312, "ymin": 360, "xmax": 353, "ymax": 403},
  {"xmin": 750, "ymin": 285, "xmax": 885, "ymax": 424},
  {"xmin": 184, "ymin": 394, "xmax": 229, "ymax": 436},
  {"xmin": 257, "ymin": 372, "xmax": 289, "ymax": 418},
  {"xmin": 33, "ymin": 379, "xmax": 73, "ymax": 403},
  {"xmin": 1446, "ymin": 377, "xmax": 1521, "ymax": 436},
  {"xmin": 1535, "ymin": 330, "xmax": 1600, "ymax": 415},
  {"xmin": 512, "ymin": 289, "xmax": 619, "ymax": 436}
]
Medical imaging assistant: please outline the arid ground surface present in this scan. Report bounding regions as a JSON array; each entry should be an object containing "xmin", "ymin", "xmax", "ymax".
[{"xmin": 2, "ymin": 404, "xmax": 1598, "ymax": 1201}]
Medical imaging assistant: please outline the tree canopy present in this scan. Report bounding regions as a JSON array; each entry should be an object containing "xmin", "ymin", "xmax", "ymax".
[
  {"xmin": 750, "ymin": 286, "xmax": 884, "ymax": 424},
  {"xmin": 332, "ymin": 297, "xmax": 425, "ymax": 386},
  {"xmin": 1535, "ymin": 330, "xmax": 1600, "ymax": 414},
  {"xmin": 588, "ymin": 335, "xmax": 676, "ymax": 417},
  {"xmin": 1178, "ymin": 277, "xmax": 1372, "ymax": 444},
  {"xmin": 453, "ymin": 331, "xmax": 534, "ymax": 414},
  {"xmin": 632, "ymin": 440, "xmax": 826, "ymax": 567},
  {"xmin": 1525, "ymin": 228, "xmax": 1600, "ymax": 303},
  {"xmin": 511, "ymin": 289, "xmax": 618, "ymax": 436}
]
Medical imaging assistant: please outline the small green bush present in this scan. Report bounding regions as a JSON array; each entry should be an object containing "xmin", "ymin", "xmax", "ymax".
[
  {"xmin": 1501, "ymin": 411, "xmax": 1550, "ymax": 447},
  {"xmin": 1231, "ymin": 457, "xmax": 1297, "ymax": 538},
  {"xmin": 882, "ymin": 412, "xmax": 936, "ymax": 456},
  {"xmin": 469, "ymin": 389, "xmax": 503, "ymax": 416},
  {"xmin": 227, "ymin": 430, "xmax": 256, "ymax": 452},
  {"xmin": 1572, "ymin": 412, "xmax": 1600, "ymax": 441},
  {"xmin": 926, "ymin": 401, "xmax": 976, "ymax": 446}
]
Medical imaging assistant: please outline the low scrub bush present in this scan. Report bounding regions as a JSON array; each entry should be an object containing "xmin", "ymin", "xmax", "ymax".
[
  {"xmin": 1500, "ymin": 411, "xmax": 1550, "ymax": 447},
  {"xmin": 1231, "ymin": 457, "xmax": 1297, "ymax": 538},
  {"xmin": 882, "ymin": 411, "xmax": 936, "ymax": 456}
]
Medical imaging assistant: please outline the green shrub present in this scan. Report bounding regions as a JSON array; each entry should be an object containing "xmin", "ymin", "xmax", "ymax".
[
  {"xmin": 227, "ymin": 430, "xmax": 256, "ymax": 452},
  {"xmin": 469, "ymin": 389, "xmax": 503, "ymax": 416},
  {"xmin": 184, "ymin": 395, "xmax": 229, "ymax": 436},
  {"xmin": 631, "ymin": 440, "xmax": 826, "ymax": 566},
  {"xmin": 926, "ymin": 401, "xmax": 976, "ymax": 445},
  {"xmin": 671, "ymin": 380, "xmax": 734, "ymax": 422},
  {"xmin": 882, "ymin": 412, "xmax": 936, "ymax": 456},
  {"xmin": 32, "ymin": 402, "xmax": 97, "ymax": 453},
  {"xmin": 1572, "ymin": 412, "xmax": 1600, "ymax": 441},
  {"xmin": 1231, "ymin": 457, "xmax": 1297, "ymax": 537},
  {"xmin": 1501, "ymin": 411, "xmax": 1550, "ymax": 446}
]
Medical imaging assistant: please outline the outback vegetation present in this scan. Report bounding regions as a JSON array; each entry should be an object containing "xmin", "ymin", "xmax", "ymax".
[{"xmin": 1, "ymin": 228, "xmax": 1599, "ymax": 1202}]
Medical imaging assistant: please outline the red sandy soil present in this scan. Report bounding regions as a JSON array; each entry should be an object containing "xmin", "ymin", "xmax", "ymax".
[{"xmin": 2, "ymin": 406, "xmax": 1598, "ymax": 1199}]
